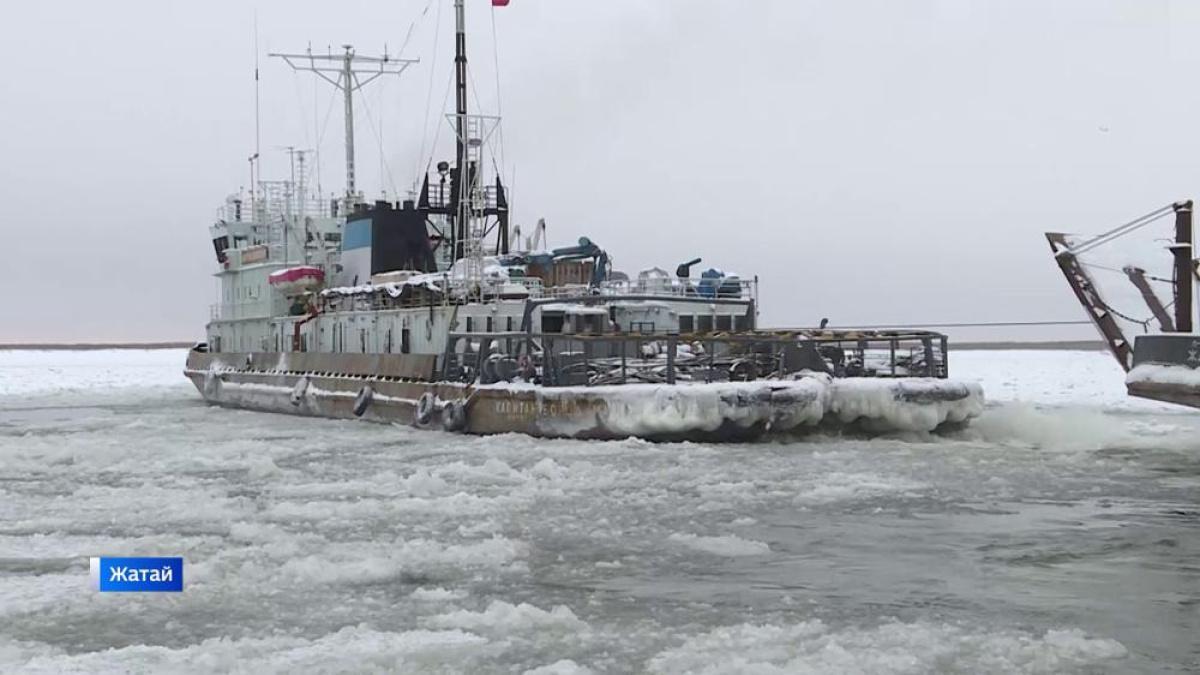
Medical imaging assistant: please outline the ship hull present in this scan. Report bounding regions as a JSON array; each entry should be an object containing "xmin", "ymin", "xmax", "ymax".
[{"xmin": 185, "ymin": 350, "xmax": 983, "ymax": 441}]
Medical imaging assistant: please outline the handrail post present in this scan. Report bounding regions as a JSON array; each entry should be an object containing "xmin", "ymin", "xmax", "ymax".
[
  {"xmin": 582, "ymin": 338, "xmax": 592, "ymax": 386},
  {"xmin": 666, "ymin": 336, "xmax": 677, "ymax": 385},
  {"xmin": 621, "ymin": 336, "xmax": 627, "ymax": 384}
]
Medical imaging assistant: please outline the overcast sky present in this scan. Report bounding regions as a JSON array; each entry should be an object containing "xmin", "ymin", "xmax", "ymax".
[{"xmin": 4, "ymin": 0, "xmax": 1200, "ymax": 343}]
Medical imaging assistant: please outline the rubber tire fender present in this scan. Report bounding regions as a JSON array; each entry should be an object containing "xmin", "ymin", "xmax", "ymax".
[
  {"xmin": 353, "ymin": 385, "xmax": 374, "ymax": 417},
  {"xmin": 442, "ymin": 400, "xmax": 467, "ymax": 432},
  {"xmin": 203, "ymin": 370, "xmax": 222, "ymax": 399},
  {"xmin": 291, "ymin": 376, "xmax": 309, "ymax": 407},
  {"xmin": 729, "ymin": 358, "xmax": 757, "ymax": 382},
  {"xmin": 415, "ymin": 392, "xmax": 436, "ymax": 426}
]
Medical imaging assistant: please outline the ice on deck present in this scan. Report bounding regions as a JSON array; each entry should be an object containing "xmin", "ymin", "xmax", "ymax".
[{"xmin": 1126, "ymin": 363, "xmax": 1200, "ymax": 387}]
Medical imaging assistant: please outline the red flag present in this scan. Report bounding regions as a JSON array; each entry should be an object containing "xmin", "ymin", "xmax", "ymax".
[{"xmin": 492, "ymin": 0, "xmax": 510, "ymax": 6}]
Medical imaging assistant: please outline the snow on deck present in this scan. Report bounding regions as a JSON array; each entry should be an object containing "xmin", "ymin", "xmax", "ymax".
[{"xmin": 1126, "ymin": 363, "xmax": 1200, "ymax": 387}]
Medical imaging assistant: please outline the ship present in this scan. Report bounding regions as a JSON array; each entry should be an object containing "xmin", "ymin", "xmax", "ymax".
[
  {"xmin": 185, "ymin": 0, "xmax": 984, "ymax": 441},
  {"xmin": 1048, "ymin": 200, "xmax": 1200, "ymax": 408}
]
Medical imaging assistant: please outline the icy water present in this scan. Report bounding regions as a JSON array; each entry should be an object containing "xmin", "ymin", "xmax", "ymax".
[{"xmin": 0, "ymin": 349, "xmax": 1197, "ymax": 674}]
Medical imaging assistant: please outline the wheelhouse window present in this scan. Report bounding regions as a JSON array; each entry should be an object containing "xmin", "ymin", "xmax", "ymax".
[{"xmin": 542, "ymin": 313, "xmax": 565, "ymax": 334}]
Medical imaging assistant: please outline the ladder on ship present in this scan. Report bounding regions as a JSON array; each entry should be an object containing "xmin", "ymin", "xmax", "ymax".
[{"xmin": 454, "ymin": 113, "xmax": 501, "ymax": 283}]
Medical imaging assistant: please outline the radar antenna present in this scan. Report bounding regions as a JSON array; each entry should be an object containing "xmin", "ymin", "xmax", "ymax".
[{"xmin": 270, "ymin": 45, "xmax": 418, "ymax": 210}]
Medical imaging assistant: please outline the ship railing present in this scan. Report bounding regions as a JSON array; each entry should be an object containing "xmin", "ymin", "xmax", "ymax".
[
  {"xmin": 484, "ymin": 277, "xmax": 758, "ymax": 301},
  {"xmin": 424, "ymin": 185, "xmax": 501, "ymax": 210},
  {"xmin": 215, "ymin": 196, "xmax": 335, "ymax": 224},
  {"xmin": 313, "ymin": 274, "xmax": 758, "ymax": 310},
  {"xmin": 441, "ymin": 329, "xmax": 949, "ymax": 386},
  {"xmin": 532, "ymin": 283, "xmax": 593, "ymax": 300},
  {"xmin": 209, "ymin": 300, "xmax": 276, "ymax": 321},
  {"xmin": 597, "ymin": 277, "xmax": 757, "ymax": 300}
]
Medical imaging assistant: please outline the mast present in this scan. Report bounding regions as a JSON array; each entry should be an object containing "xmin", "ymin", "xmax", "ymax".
[
  {"xmin": 417, "ymin": 0, "xmax": 508, "ymax": 270},
  {"xmin": 453, "ymin": 0, "xmax": 469, "ymax": 261},
  {"xmin": 251, "ymin": 12, "xmax": 262, "ymax": 222},
  {"xmin": 271, "ymin": 46, "xmax": 418, "ymax": 211},
  {"xmin": 342, "ymin": 47, "xmax": 357, "ymax": 206}
]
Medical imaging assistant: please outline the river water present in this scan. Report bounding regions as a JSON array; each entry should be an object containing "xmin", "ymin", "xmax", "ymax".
[{"xmin": 0, "ymin": 349, "xmax": 1196, "ymax": 673}]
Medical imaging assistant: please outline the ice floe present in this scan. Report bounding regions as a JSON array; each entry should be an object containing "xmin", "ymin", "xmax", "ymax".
[
  {"xmin": 667, "ymin": 533, "xmax": 771, "ymax": 557},
  {"xmin": 646, "ymin": 621, "xmax": 1127, "ymax": 675}
]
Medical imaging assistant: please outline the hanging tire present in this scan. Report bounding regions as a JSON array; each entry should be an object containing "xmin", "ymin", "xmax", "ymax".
[
  {"xmin": 442, "ymin": 400, "xmax": 467, "ymax": 432},
  {"xmin": 290, "ymin": 376, "xmax": 309, "ymax": 407},
  {"xmin": 729, "ymin": 358, "xmax": 756, "ymax": 382},
  {"xmin": 353, "ymin": 385, "xmax": 374, "ymax": 417},
  {"xmin": 415, "ymin": 392, "xmax": 436, "ymax": 426},
  {"xmin": 203, "ymin": 370, "xmax": 222, "ymax": 399}
]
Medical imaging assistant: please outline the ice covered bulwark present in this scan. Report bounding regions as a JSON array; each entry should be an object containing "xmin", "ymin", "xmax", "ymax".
[
  {"xmin": 531, "ymin": 375, "xmax": 983, "ymax": 439},
  {"xmin": 829, "ymin": 377, "xmax": 984, "ymax": 432},
  {"xmin": 594, "ymin": 378, "xmax": 827, "ymax": 438}
]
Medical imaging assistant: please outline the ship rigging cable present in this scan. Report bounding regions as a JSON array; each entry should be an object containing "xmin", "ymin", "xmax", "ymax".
[
  {"xmin": 357, "ymin": 77, "xmax": 398, "ymax": 198},
  {"xmin": 490, "ymin": 1, "xmax": 507, "ymax": 181},
  {"xmin": 464, "ymin": 65, "xmax": 506, "ymax": 187},
  {"xmin": 1076, "ymin": 261, "xmax": 1170, "ymax": 329},
  {"xmin": 421, "ymin": 73, "xmax": 457, "ymax": 177},
  {"xmin": 1057, "ymin": 202, "xmax": 1189, "ymax": 333},
  {"xmin": 1080, "ymin": 261, "xmax": 1174, "ymax": 284},
  {"xmin": 416, "ymin": 0, "xmax": 445, "ymax": 182},
  {"xmin": 307, "ymin": 60, "xmax": 341, "ymax": 196},
  {"xmin": 1063, "ymin": 204, "xmax": 1174, "ymax": 256}
]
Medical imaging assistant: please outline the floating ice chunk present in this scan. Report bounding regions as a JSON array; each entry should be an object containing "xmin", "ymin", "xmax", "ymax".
[
  {"xmin": 245, "ymin": 456, "xmax": 281, "ymax": 479},
  {"xmin": 0, "ymin": 573, "xmax": 84, "ymax": 618},
  {"xmin": 428, "ymin": 601, "xmax": 588, "ymax": 635},
  {"xmin": 279, "ymin": 536, "xmax": 527, "ymax": 585},
  {"xmin": 410, "ymin": 587, "xmax": 469, "ymax": 602},
  {"xmin": 530, "ymin": 457, "xmax": 568, "ymax": 482},
  {"xmin": 3, "ymin": 627, "xmax": 494, "ymax": 674},
  {"xmin": 402, "ymin": 468, "xmax": 451, "ymax": 497},
  {"xmin": 668, "ymin": 533, "xmax": 770, "ymax": 557},
  {"xmin": 793, "ymin": 472, "xmax": 927, "ymax": 505},
  {"xmin": 647, "ymin": 620, "xmax": 1127, "ymax": 674},
  {"xmin": 523, "ymin": 659, "xmax": 595, "ymax": 675}
]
